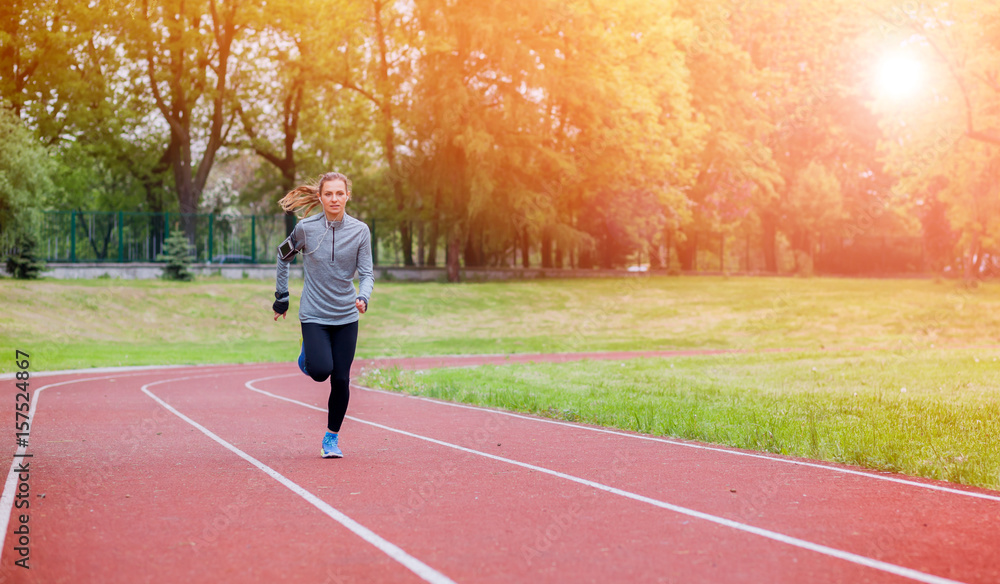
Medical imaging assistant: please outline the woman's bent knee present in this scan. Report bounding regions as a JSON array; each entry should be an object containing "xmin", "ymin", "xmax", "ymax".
[{"xmin": 309, "ymin": 370, "xmax": 332, "ymax": 383}]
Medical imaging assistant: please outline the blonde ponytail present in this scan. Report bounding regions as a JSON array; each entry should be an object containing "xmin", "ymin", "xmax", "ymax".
[
  {"xmin": 277, "ymin": 172, "xmax": 353, "ymax": 219},
  {"xmin": 278, "ymin": 185, "xmax": 321, "ymax": 218}
]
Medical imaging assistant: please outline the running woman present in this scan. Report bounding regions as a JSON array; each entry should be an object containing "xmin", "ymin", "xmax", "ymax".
[{"xmin": 272, "ymin": 172, "xmax": 374, "ymax": 458}]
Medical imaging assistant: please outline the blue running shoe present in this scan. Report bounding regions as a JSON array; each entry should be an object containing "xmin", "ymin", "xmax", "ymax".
[
  {"xmin": 322, "ymin": 432, "xmax": 343, "ymax": 458},
  {"xmin": 298, "ymin": 338, "xmax": 308, "ymax": 376}
]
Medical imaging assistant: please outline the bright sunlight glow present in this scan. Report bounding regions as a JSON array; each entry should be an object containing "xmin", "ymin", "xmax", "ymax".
[{"xmin": 875, "ymin": 54, "xmax": 924, "ymax": 100}]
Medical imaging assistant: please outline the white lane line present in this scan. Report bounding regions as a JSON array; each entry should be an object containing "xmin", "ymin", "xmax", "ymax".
[
  {"xmin": 253, "ymin": 372, "xmax": 1000, "ymax": 502},
  {"xmin": 350, "ymin": 382, "xmax": 1000, "ymax": 503},
  {"xmin": 247, "ymin": 377, "xmax": 968, "ymax": 584},
  {"xmin": 141, "ymin": 379, "xmax": 457, "ymax": 584},
  {"xmin": 0, "ymin": 366, "xmax": 256, "ymax": 552},
  {"xmin": 0, "ymin": 362, "xmax": 278, "ymax": 381}
]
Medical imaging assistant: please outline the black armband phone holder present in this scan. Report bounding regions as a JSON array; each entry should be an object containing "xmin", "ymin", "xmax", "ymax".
[{"xmin": 278, "ymin": 235, "xmax": 300, "ymax": 261}]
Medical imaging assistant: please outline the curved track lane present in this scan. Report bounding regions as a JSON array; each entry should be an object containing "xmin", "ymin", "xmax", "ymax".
[{"xmin": 1, "ymin": 356, "xmax": 997, "ymax": 584}]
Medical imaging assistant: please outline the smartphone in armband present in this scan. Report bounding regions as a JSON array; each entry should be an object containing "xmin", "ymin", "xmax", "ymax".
[{"xmin": 278, "ymin": 235, "xmax": 299, "ymax": 261}]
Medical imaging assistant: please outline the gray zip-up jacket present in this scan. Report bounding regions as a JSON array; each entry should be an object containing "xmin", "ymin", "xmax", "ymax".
[{"xmin": 275, "ymin": 212, "xmax": 374, "ymax": 326}]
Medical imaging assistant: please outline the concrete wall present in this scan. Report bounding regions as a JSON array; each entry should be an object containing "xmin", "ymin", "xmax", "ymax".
[
  {"xmin": 4, "ymin": 262, "xmax": 668, "ymax": 281},
  {"xmin": 13, "ymin": 263, "xmax": 298, "ymax": 280}
]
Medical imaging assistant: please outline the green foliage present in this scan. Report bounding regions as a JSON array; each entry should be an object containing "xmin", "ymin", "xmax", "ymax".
[
  {"xmin": 48, "ymin": 141, "xmax": 157, "ymax": 212},
  {"xmin": 2, "ymin": 0, "xmax": 173, "ymax": 215},
  {"xmin": 4, "ymin": 0, "xmax": 999, "ymax": 275},
  {"xmin": 4, "ymin": 231, "xmax": 45, "ymax": 279},
  {"xmin": 0, "ymin": 106, "xmax": 53, "ymax": 235},
  {"xmin": 870, "ymin": 1, "xmax": 1000, "ymax": 281},
  {"xmin": 408, "ymin": 0, "xmax": 704, "ymax": 273},
  {"xmin": 158, "ymin": 232, "xmax": 195, "ymax": 281}
]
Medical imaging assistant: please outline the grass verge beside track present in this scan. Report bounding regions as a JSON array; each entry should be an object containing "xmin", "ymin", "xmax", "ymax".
[
  {"xmin": 360, "ymin": 349, "xmax": 1000, "ymax": 490},
  {"xmin": 4, "ymin": 275, "xmax": 1000, "ymax": 372}
]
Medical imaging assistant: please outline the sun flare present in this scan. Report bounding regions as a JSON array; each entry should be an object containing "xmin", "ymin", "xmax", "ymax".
[{"xmin": 875, "ymin": 53, "xmax": 924, "ymax": 99}]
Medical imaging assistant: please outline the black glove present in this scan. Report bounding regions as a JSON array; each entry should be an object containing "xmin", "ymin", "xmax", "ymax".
[{"xmin": 273, "ymin": 292, "xmax": 289, "ymax": 315}]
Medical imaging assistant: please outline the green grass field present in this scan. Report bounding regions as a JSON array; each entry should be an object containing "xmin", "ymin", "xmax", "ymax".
[
  {"xmin": 6, "ymin": 274, "xmax": 997, "ymax": 371},
  {"xmin": 362, "ymin": 350, "xmax": 1000, "ymax": 488},
  {"xmin": 4, "ymin": 274, "xmax": 999, "ymax": 488}
]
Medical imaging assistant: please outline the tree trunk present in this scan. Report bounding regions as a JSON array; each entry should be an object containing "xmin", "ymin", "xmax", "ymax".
[
  {"xmin": 447, "ymin": 228, "xmax": 461, "ymax": 282},
  {"xmin": 648, "ymin": 239, "xmax": 662, "ymax": 269},
  {"xmin": 426, "ymin": 218, "xmax": 439, "ymax": 266},
  {"xmin": 676, "ymin": 231, "xmax": 698, "ymax": 271},
  {"xmin": 540, "ymin": 227, "xmax": 552, "ymax": 268},
  {"xmin": 760, "ymin": 211, "xmax": 778, "ymax": 273},
  {"xmin": 666, "ymin": 229, "xmax": 672, "ymax": 270},
  {"xmin": 745, "ymin": 230, "xmax": 751, "ymax": 272},
  {"xmin": 416, "ymin": 221, "xmax": 425, "ymax": 266},
  {"xmin": 145, "ymin": 1, "xmax": 238, "ymax": 242},
  {"xmin": 578, "ymin": 245, "xmax": 593, "ymax": 269},
  {"xmin": 397, "ymin": 219, "xmax": 412, "ymax": 265},
  {"xmin": 521, "ymin": 227, "xmax": 530, "ymax": 268},
  {"xmin": 963, "ymin": 233, "xmax": 981, "ymax": 286},
  {"xmin": 463, "ymin": 229, "xmax": 483, "ymax": 267},
  {"xmin": 599, "ymin": 234, "xmax": 614, "ymax": 269},
  {"xmin": 397, "ymin": 220, "xmax": 412, "ymax": 264},
  {"xmin": 177, "ymin": 177, "xmax": 198, "ymax": 243}
]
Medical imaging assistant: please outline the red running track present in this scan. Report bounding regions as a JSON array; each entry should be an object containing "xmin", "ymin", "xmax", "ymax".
[{"xmin": 1, "ymin": 355, "xmax": 998, "ymax": 584}]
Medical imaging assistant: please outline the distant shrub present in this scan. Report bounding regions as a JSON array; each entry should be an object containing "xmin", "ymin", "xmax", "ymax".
[
  {"xmin": 5, "ymin": 232, "xmax": 45, "ymax": 279},
  {"xmin": 158, "ymin": 232, "xmax": 195, "ymax": 281}
]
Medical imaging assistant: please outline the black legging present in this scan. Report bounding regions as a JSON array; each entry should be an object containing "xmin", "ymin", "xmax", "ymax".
[{"xmin": 301, "ymin": 321, "xmax": 358, "ymax": 433}]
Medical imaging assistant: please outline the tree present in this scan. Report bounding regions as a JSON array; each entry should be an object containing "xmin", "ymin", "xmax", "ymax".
[
  {"xmin": 918, "ymin": 176, "xmax": 958, "ymax": 273},
  {"xmin": 721, "ymin": 0, "xmax": 872, "ymax": 272},
  {"xmin": 126, "ymin": 0, "xmax": 264, "ymax": 223},
  {"xmin": 366, "ymin": 0, "xmax": 418, "ymax": 265},
  {"xmin": 0, "ymin": 0, "xmax": 79, "ymax": 119},
  {"xmin": 784, "ymin": 160, "xmax": 843, "ymax": 272},
  {"xmin": 674, "ymin": 0, "xmax": 781, "ymax": 271},
  {"xmin": 0, "ymin": 105, "xmax": 52, "ymax": 237},
  {"xmin": 158, "ymin": 231, "xmax": 195, "ymax": 281},
  {"xmin": 556, "ymin": 0, "xmax": 701, "ymax": 270},
  {"xmin": 410, "ymin": 0, "xmax": 701, "ymax": 278},
  {"xmin": 1, "ymin": 0, "xmax": 170, "ymax": 213},
  {"xmin": 231, "ymin": 0, "xmax": 379, "ymax": 235},
  {"xmin": 870, "ymin": 0, "xmax": 1000, "ymax": 283},
  {"xmin": 5, "ymin": 231, "xmax": 45, "ymax": 279}
]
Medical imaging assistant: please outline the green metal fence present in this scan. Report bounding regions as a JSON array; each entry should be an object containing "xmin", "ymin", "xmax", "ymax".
[
  {"xmin": 5, "ymin": 210, "xmax": 299, "ymax": 264},
  {"xmin": 1, "ymin": 210, "xmax": 436, "ymax": 266},
  {"xmin": 3, "ymin": 210, "xmax": 947, "ymax": 274}
]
